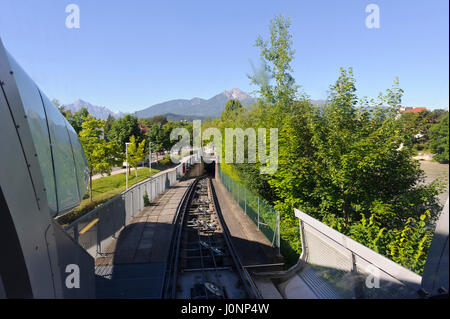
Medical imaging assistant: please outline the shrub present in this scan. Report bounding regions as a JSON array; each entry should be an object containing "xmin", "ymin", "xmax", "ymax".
[{"xmin": 143, "ymin": 191, "xmax": 150, "ymax": 206}]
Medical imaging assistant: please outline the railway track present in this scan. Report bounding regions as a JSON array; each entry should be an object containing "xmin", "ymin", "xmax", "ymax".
[{"xmin": 163, "ymin": 176, "xmax": 261, "ymax": 299}]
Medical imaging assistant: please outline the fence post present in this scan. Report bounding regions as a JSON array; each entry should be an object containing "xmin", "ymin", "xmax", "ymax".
[
  {"xmin": 238, "ymin": 183, "xmax": 240, "ymax": 206},
  {"xmin": 244, "ymin": 188, "xmax": 247, "ymax": 214},
  {"xmin": 131, "ymin": 191, "xmax": 134, "ymax": 218},
  {"xmin": 96, "ymin": 213, "xmax": 101, "ymax": 255},
  {"xmin": 257, "ymin": 197, "xmax": 260, "ymax": 230},
  {"xmin": 277, "ymin": 210, "xmax": 281, "ymax": 256}
]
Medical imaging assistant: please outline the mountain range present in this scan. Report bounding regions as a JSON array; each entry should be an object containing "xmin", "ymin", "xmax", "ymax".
[
  {"xmin": 63, "ymin": 89, "xmax": 326, "ymax": 121},
  {"xmin": 135, "ymin": 88, "xmax": 257, "ymax": 118},
  {"xmin": 63, "ymin": 99, "xmax": 124, "ymax": 120}
]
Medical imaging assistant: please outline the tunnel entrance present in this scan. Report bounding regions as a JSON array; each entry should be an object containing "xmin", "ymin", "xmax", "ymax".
[{"xmin": 204, "ymin": 160, "xmax": 216, "ymax": 178}]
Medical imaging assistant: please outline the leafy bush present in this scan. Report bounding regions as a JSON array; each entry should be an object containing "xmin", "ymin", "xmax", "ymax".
[
  {"xmin": 430, "ymin": 112, "xmax": 449, "ymax": 163},
  {"xmin": 143, "ymin": 191, "xmax": 150, "ymax": 206},
  {"xmin": 159, "ymin": 154, "xmax": 172, "ymax": 166}
]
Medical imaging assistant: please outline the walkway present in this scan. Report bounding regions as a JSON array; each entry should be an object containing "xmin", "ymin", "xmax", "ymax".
[
  {"xmin": 211, "ymin": 176, "xmax": 283, "ymax": 268},
  {"xmin": 94, "ymin": 178, "xmax": 193, "ymax": 298}
]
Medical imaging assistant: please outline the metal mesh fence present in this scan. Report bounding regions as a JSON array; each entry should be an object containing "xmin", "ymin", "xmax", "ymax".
[
  {"xmin": 217, "ymin": 165, "xmax": 280, "ymax": 249},
  {"xmin": 64, "ymin": 154, "xmax": 199, "ymax": 256},
  {"xmin": 296, "ymin": 209, "xmax": 422, "ymax": 299}
]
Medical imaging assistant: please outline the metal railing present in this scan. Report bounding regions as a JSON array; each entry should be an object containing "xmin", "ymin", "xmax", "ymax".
[
  {"xmin": 290, "ymin": 208, "xmax": 423, "ymax": 299},
  {"xmin": 64, "ymin": 154, "xmax": 200, "ymax": 257},
  {"xmin": 217, "ymin": 165, "xmax": 280, "ymax": 251}
]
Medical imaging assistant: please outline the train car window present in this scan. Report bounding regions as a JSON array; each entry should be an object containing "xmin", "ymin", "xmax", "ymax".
[
  {"xmin": 41, "ymin": 93, "xmax": 80, "ymax": 214},
  {"xmin": 6, "ymin": 53, "xmax": 58, "ymax": 215}
]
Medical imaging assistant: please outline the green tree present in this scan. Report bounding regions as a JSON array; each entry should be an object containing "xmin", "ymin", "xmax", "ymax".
[
  {"xmin": 104, "ymin": 114, "xmax": 116, "ymax": 140},
  {"xmin": 272, "ymin": 68, "xmax": 441, "ymax": 231},
  {"xmin": 430, "ymin": 112, "xmax": 449, "ymax": 163},
  {"xmin": 71, "ymin": 107, "xmax": 90, "ymax": 134},
  {"xmin": 250, "ymin": 14, "xmax": 299, "ymax": 106},
  {"xmin": 146, "ymin": 123, "xmax": 165, "ymax": 157},
  {"xmin": 139, "ymin": 115, "xmax": 168, "ymax": 127},
  {"xmin": 108, "ymin": 114, "xmax": 143, "ymax": 152},
  {"xmin": 224, "ymin": 99, "xmax": 243, "ymax": 114},
  {"xmin": 127, "ymin": 135, "xmax": 146, "ymax": 182},
  {"xmin": 53, "ymin": 99, "xmax": 75, "ymax": 122},
  {"xmin": 79, "ymin": 115, "xmax": 123, "ymax": 201}
]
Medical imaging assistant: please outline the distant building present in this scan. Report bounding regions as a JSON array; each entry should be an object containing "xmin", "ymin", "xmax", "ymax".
[
  {"xmin": 399, "ymin": 106, "xmax": 428, "ymax": 114},
  {"xmin": 138, "ymin": 123, "xmax": 150, "ymax": 135}
]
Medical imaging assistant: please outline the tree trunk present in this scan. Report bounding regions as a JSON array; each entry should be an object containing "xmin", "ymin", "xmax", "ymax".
[{"xmin": 135, "ymin": 167, "xmax": 138, "ymax": 183}]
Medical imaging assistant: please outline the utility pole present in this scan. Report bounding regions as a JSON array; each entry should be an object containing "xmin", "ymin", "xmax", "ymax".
[{"xmin": 125, "ymin": 142, "xmax": 132, "ymax": 189}]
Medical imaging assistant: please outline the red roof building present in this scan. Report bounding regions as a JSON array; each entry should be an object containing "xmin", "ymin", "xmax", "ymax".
[
  {"xmin": 399, "ymin": 106, "xmax": 428, "ymax": 114},
  {"xmin": 138, "ymin": 123, "xmax": 150, "ymax": 135}
]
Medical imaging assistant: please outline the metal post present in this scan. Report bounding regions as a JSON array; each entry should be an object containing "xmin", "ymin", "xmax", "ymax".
[
  {"xmin": 125, "ymin": 142, "xmax": 132, "ymax": 190},
  {"xmin": 244, "ymin": 188, "xmax": 247, "ymax": 214},
  {"xmin": 149, "ymin": 142, "xmax": 152, "ymax": 178},
  {"xmin": 238, "ymin": 183, "xmax": 240, "ymax": 205},
  {"xmin": 277, "ymin": 210, "xmax": 281, "ymax": 256},
  {"xmin": 257, "ymin": 197, "xmax": 260, "ymax": 229},
  {"xmin": 131, "ymin": 191, "xmax": 134, "ymax": 217}
]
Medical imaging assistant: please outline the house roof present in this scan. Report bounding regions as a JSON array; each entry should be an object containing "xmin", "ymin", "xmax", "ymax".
[{"xmin": 403, "ymin": 107, "xmax": 427, "ymax": 113}]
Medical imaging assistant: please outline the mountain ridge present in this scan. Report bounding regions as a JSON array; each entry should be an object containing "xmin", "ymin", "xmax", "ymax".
[
  {"xmin": 63, "ymin": 99, "xmax": 124, "ymax": 120},
  {"xmin": 63, "ymin": 89, "xmax": 327, "ymax": 121},
  {"xmin": 135, "ymin": 88, "xmax": 257, "ymax": 118}
]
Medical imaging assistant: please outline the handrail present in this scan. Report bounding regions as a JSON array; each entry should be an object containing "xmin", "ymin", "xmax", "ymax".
[
  {"xmin": 63, "ymin": 155, "xmax": 195, "ymax": 229},
  {"xmin": 294, "ymin": 208, "xmax": 422, "ymax": 290}
]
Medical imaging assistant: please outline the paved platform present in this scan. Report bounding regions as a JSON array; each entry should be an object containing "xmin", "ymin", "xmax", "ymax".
[
  {"xmin": 211, "ymin": 176, "xmax": 283, "ymax": 268},
  {"xmin": 95, "ymin": 178, "xmax": 194, "ymax": 298}
]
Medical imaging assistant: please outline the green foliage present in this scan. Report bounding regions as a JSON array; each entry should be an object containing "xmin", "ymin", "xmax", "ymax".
[
  {"xmin": 397, "ymin": 109, "xmax": 448, "ymax": 153},
  {"xmin": 70, "ymin": 107, "xmax": 90, "ymax": 134},
  {"xmin": 224, "ymin": 99, "xmax": 243, "ymax": 114},
  {"xmin": 104, "ymin": 114, "xmax": 116, "ymax": 140},
  {"xmin": 139, "ymin": 115, "xmax": 168, "ymax": 127},
  {"xmin": 79, "ymin": 115, "xmax": 123, "ymax": 201},
  {"xmin": 159, "ymin": 154, "xmax": 172, "ymax": 166},
  {"xmin": 250, "ymin": 14, "xmax": 299, "ymax": 106},
  {"xmin": 387, "ymin": 211, "xmax": 433, "ymax": 272},
  {"xmin": 146, "ymin": 120, "xmax": 193, "ymax": 154},
  {"xmin": 346, "ymin": 207, "xmax": 433, "ymax": 273},
  {"xmin": 108, "ymin": 114, "xmax": 144, "ymax": 152},
  {"xmin": 127, "ymin": 135, "xmax": 147, "ymax": 182},
  {"xmin": 143, "ymin": 191, "xmax": 150, "ymax": 206},
  {"xmin": 430, "ymin": 112, "xmax": 449, "ymax": 163},
  {"xmin": 205, "ymin": 14, "xmax": 444, "ymax": 273}
]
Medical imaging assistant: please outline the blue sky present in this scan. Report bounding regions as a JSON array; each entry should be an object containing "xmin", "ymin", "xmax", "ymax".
[{"xmin": 0, "ymin": 0, "xmax": 448, "ymax": 113}]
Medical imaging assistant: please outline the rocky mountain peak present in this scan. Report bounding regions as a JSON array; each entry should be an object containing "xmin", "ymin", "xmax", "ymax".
[{"xmin": 222, "ymin": 88, "xmax": 250, "ymax": 100}]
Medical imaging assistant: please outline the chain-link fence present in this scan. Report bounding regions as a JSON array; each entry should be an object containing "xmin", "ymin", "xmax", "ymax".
[
  {"xmin": 217, "ymin": 165, "xmax": 280, "ymax": 251},
  {"xmin": 64, "ymin": 154, "xmax": 200, "ymax": 257}
]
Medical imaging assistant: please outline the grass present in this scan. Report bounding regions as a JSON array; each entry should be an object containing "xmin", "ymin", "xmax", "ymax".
[{"xmin": 57, "ymin": 167, "xmax": 160, "ymax": 225}]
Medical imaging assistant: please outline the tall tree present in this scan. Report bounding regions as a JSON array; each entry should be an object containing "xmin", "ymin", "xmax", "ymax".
[
  {"xmin": 250, "ymin": 14, "xmax": 299, "ymax": 107},
  {"xmin": 71, "ymin": 107, "xmax": 90, "ymax": 134},
  {"xmin": 108, "ymin": 114, "xmax": 143, "ymax": 152},
  {"xmin": 79, "ymin": 115, "xmax": 123, "ymax": 201},
  {"xmin": 224, "ymin": 99, "xmax": 243, "ymax": 114},
  {"xmin": 104, "ymin": 114, "xmax": 116, "ymax": 140},
  {"xmin": 127, "ymin": 135, "xmax": 147, "ymax": 182},
  {"xmin": 430, "ymin": 112, "xmax": 449, "ymax": 163}
]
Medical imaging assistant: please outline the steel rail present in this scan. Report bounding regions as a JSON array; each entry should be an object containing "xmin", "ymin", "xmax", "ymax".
[
  {"xmin": 208, "ymin": 178, "xmax": 262, "ymax": 299},
  {"xmin": 162, "ymin": 178, "xmax": 198, "ymax": 298},
  {"xmin": 164, "ymin": 176, "xmax": 262, "ymax": 299}
]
